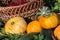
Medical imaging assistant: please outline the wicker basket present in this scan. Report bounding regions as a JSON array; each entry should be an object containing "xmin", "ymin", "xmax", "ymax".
[{"xmin": 0, "ymin": 0, "xmax": 44, "ymax": 23}]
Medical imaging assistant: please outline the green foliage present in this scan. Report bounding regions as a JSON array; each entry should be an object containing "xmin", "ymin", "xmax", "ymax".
[
  {"xmin": 44, "ymin": 0, "xmax": 57, "ymax": 9},
  {"xmin": 0, "ymin": 28, "xmax": 57, "ymax": 40},
  {"xmin": 18, "ymin": 33, "xmax": 35, "ymax": 40},
  {"xmin": 33, "ymin": 34, "xmax": 44, "ymax": 40},
  {"xmin": 44, "ymin": 0, "xmax": 60, "ymax": 12},
  {"xmin": 0, "ymin": 32, "xmax": 25, "ymax": 40},
  {"xmin": 41, "ymin": 29, "xmax": 53, "ymax": 40},
  {"xmin": 0, "ymin": 19, "xmax": 4, "ymax": 28},
  {"xmin": 0, "ymin": 32, "xmax": 34, "ymax": 40},
  {"xmin": 53, "ymin": 0, "xmax": 60, "ymax": 12}
]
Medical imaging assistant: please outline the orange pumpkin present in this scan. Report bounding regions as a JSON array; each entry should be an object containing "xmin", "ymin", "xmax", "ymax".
[
  {"xmin": 26, "ymin": 20, "xmax": 42, "ymax": 34},
  {"xmin": 54, "ymin": 25, "xmax": 60, "ymax": 40},
  {"xmin": 39, "ymin": 12, "xmax": 58, "ymax": 29}
]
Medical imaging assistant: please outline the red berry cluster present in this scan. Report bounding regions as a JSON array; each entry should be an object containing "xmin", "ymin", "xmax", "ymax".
[
  {"xmin": 9, "ymin": 0, "xmax": 25, "ymax": 6},
  {"xmin": 0, "ymin": 0, "xmax": 29, "ymax": 7}
]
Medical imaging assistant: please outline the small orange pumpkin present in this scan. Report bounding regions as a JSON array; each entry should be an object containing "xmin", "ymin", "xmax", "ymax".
[
  {"xmin": 36, "ymin": 7, "xmax": 59, "ymax": 29},
  {"xmin": 26, "ymin": 20, "xmax": 42, "ymax": 34},
  {"xmin": 54, "ymin": 25, "xmax": 60, "ymax": 40},
  {"xmin": 39, "ymin": 12, "xmax": 58, "ymax": 29}
]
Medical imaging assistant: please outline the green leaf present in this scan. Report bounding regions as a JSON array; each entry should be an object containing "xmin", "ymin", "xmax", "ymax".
[
  {"xmin": 33, "ymin": 33, "xmax": 44, "ymax": 40},
  {"xmin": 18, "ymin": 33, "xmax": 34, "ymax": 40},
  {"xmin": 0, "ymin": 19, "xmax": 4, "ymax": 28}
]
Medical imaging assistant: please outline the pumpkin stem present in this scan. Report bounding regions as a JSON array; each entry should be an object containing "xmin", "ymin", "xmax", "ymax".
[
  {"xmin": 36, "ymin": 6, "xmax": 52, "ymax": 19},
  {"xmin": 40, "ymin": 6, "xmax": 52, "ymax": 17},
  {"xmin": 43, "ymin": 12, "xmax": 52, "ymax": 17},
  {"xmin": 11, "ymin": 22, "xmax": 15, "ymax": 25}
]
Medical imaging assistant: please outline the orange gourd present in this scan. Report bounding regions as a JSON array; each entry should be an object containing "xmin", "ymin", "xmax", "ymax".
[
  {"xmin": 54, "ymin": 25, "xmax": 60, "ymax": 40},
  {"xmin": 36, "ymin": 7, "xmax": 59, "ymax": 29},
  {"xmin": 26, "ymin": 20, "xmax": 42, "ymax": 34},
  {"xmin": 39, "ymin": 12, "xmax": 58, "ymax": 29}
]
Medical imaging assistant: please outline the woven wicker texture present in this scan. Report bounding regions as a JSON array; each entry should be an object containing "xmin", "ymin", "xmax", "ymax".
[{"xmin": 0, "ymin": 0, "xmax": 44, "ymax": 23}]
